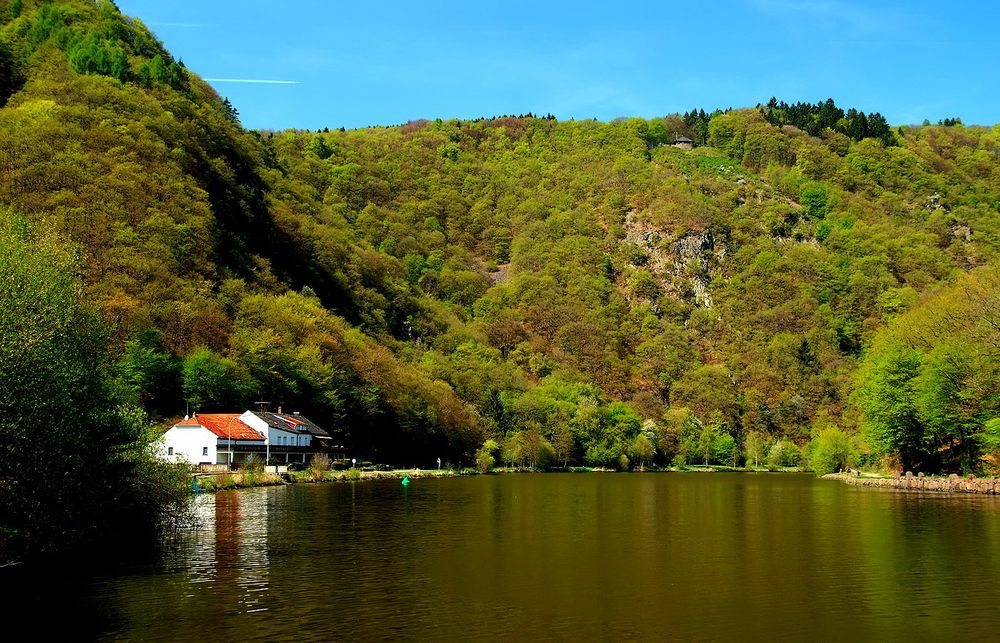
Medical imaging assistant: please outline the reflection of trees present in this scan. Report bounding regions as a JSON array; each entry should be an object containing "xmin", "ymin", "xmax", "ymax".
[{"xmin": 817, "ymin": 484, "xmax": 1000, "ymax": 640}]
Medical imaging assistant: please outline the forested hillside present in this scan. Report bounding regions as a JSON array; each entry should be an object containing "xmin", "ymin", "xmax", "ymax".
[{"xmin": 2, "ymin": 0, "xmax": 998, "ymax": 473}]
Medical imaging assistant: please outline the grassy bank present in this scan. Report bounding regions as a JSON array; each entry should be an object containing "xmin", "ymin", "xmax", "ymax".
[
  {"xmin": 194, "ymin": 471, "xmax": 285, "ymax": 492},
  {"xmin": 192, "ymin": 464, "xmax": 814, "ymax": 493}
]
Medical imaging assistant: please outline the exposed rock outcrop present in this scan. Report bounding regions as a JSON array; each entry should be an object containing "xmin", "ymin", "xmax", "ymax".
[{"xmin": 622, "ymin": 211, "xmax": 724, "ymax": 308}]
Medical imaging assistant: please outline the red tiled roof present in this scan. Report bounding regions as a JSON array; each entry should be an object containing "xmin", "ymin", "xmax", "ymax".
[{"xmin": 191, "ymin": 414, "xmax": 265, "ymax": 441}]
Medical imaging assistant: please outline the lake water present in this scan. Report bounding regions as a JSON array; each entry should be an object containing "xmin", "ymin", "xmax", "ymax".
[{"xmin": 8, "ymin": 473, "xmax": 1000, "ymax": 641}]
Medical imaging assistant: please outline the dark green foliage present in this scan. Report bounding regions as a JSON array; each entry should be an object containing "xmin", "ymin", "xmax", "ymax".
[
  {"xmin": 308, "ymin": 133, "xmax": 333, "ymax": 159},
  {"xmin": 0, "ymin": 38, "xmax": 20, "ymax": 106},
  {"xmin": 0, "ymin": 218, "xmax": 188, "ymax": 562},
  {"xmin": 117, "ymin": 329, "xmax": 182, "ymax": 416},
  {"xmin": 761, "ymin": 97, "xmax": 895, "ymax": 144}
]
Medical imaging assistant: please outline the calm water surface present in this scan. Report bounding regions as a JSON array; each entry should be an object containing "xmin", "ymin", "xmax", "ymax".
[{"xmin": 9, "ymin": 473, "xmax": 1000, "ymax": 641}]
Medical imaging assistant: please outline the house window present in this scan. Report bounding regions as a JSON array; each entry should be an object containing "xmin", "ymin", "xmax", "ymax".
[
  {"xmin": 168, "ymin": 447, "xmax": 174, "ymax": 456},
  {"xmin": 203, "ymin": 446, "xmax": 209, "ymax": 456}
]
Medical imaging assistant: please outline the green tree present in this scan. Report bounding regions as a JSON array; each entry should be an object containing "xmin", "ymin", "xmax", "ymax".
[
  {"xmin": 712, "ymin": 432, "xmax": 737, "ymax": 467},
  {"xmin": 535, "ymin": 437, "xmax": 558, "ymax": 470},
  {"xmin": 744, "ymin": 431, "xmax": 768, "ymax": 469},
  {"xmin": 476, "ymin": 439, "xmax": 499, "ymax": 473},
  {"xmin": 855, "ymin": 343, "xmax": 923, "ymax": 470},
  {"xmin": 856, "ymin": 266, "xmax": 1000, "ymax": 472},
  {"xmin": 630, "ymin": 433, "xmax": 655, "ymax": 470},
  {"xmin": 502, "ymin": 431, "xmax": 526, "ymax": 468},
  {"xmin": 800, "ymin": 184, "xmax": 830, "ymax": 220},
  {"xmin": 309, "ymin": 134, "xmax": 333, "ymax": 160},
  {"xmin": 766, "ymin": 439, "xmax": 802, "ymax": 469},
  {"xmin": 117, "ymin": 330, "xmax": 181, "ymax": 417},
  {"xmin": 808, "ymin": 427, "xmax": 858, "ymax": 475},
  {"xmin": 181, "ymin": 347, "xmax": 236, "ymax": 411},
  {"xmin": 552, "ymin": 424, "xmax": 574, "ymax": 467},
  {"xmin": 697, "ymin": 421, "xmax": 720, "ymax": 465},
  {"xmin": 0, "ymin": 219, "xmax": 186, "ymax": 561}
]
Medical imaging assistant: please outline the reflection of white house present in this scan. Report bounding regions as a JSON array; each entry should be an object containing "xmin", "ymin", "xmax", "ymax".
[{"xmin": 161, "ymin": 410, "xmax": 342, "ymax": 467}]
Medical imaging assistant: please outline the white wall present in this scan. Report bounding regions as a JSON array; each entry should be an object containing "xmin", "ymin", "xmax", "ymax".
[
  {"xmin": 161, "ymin": 425, "xmax": 216, "ymax": 465},
  {"xmin": 240, "ymin": 411, "xmax": 269, "ymax": 435}
]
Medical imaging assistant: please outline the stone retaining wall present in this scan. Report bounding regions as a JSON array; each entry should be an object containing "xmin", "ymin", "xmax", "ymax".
[{"xmin": 823, "ymin": 472, "xmax": 1000, "ymax": 495}]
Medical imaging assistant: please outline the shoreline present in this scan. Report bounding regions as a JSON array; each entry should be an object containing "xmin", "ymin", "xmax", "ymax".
[
  {"xmin": 193, "ymin": 465, "xmax": 809, "ymax": 492},
  {"xmin": 822, "ymin": 472, "xmax": 1000, "ymax": 495}
]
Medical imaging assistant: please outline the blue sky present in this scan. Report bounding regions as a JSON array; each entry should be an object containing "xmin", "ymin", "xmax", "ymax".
[{"xmin": 116, "ymin": 0, "xmax": 1000, "ymax": 130}]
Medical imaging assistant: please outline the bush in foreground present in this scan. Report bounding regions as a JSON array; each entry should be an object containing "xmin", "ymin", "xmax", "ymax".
[{"xmin": 0, "ymin": 218, "xmax": 188, "ymax": 562}]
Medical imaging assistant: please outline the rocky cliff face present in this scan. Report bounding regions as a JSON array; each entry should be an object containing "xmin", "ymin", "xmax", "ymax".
[{"xmin": 622, "ymin": 211, "xmax": 725, "ymax": 308}]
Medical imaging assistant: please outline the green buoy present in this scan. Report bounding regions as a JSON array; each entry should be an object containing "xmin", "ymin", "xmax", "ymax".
[{"xmin": 402, "ymin": 474, "xmax": 410, "ymax": 487}]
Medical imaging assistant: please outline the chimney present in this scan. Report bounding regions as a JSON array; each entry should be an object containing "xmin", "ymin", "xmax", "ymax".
[
  {"xmin": 294, "ymin": 411, "xmax": 300, "ymax": 416},
  {"xmin": 278, "ymin": 405, "xmax": 282, "ymax": 414}
]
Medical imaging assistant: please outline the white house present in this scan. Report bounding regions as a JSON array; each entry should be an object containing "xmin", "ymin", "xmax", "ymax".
[
  {"xmin": 161, "ymin": 410, "xmax": 342, "ymax": 467},
  {"xmin": 240, "ymin": 409, "xmax": 339, "ymax": 463},
  {"xmin": 161, "ymin": 413, "xmax": 266, "ymax": 466},
  {"xmin": 240, "ymin": 410, "xmax": 311, "ymax": 448}
]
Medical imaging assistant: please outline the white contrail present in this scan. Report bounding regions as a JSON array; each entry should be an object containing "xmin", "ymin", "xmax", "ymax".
[
  {"xmin": 149, "ymin": 22, "xmax": 207, "ymax": 28},
  {"xmin": 204, "ymin": 78, "xmax": 300, "ymax": 85}
]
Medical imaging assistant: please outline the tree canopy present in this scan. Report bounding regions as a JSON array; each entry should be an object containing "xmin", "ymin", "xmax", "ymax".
[{"xmin": 0, "ymin": 0, "xmax": 997, "ymax": 478}]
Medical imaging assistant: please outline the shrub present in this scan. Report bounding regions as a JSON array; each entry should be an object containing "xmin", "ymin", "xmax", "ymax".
[
  {"xmin": 535, "ymin": 439, "xmax": 558, "ymax": 471},
  {"xmin": 808, "ymin": 428, "xmax": 859, "ymax": 475},
  {"xmin": 241, "ymin": 455, "xmax": 264, "ymax": 472},
  {"xmin": 308, "ymin": 454, "xmax": 332, "ymax": 481},
  {"xmin": 476, "ymin": 439, "xmax": 499, "ymax": 473},
  {"xmin": 766, "ymin": 439, "xmax": 802, "ymax": 469},
  {"xmin": 476, "ymin": 448, "xmax": 495, "ymax": 474}
]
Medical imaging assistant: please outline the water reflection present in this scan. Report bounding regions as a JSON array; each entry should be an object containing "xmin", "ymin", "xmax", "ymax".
[
  {"xmin": 6, "ymin": 475, "xmax": 1000, "ymax": 641},
  {"xmin": 180, "ymin": 491, "xmax": 272, "ymax": 613}
]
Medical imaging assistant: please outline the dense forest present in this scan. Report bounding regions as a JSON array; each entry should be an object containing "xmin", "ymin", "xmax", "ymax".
[{"xmin": 1, "ymin": 0, "xmax": 999, "ymax": 548}]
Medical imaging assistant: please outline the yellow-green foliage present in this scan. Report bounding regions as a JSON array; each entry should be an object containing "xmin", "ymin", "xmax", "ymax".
[
  {"xmin": 1, "ymin": 1, "xmax": 998, "ymax": 473},
  {"xmin": 855, "ymin": 266, "xmax": 999, "ymax": 472}
]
